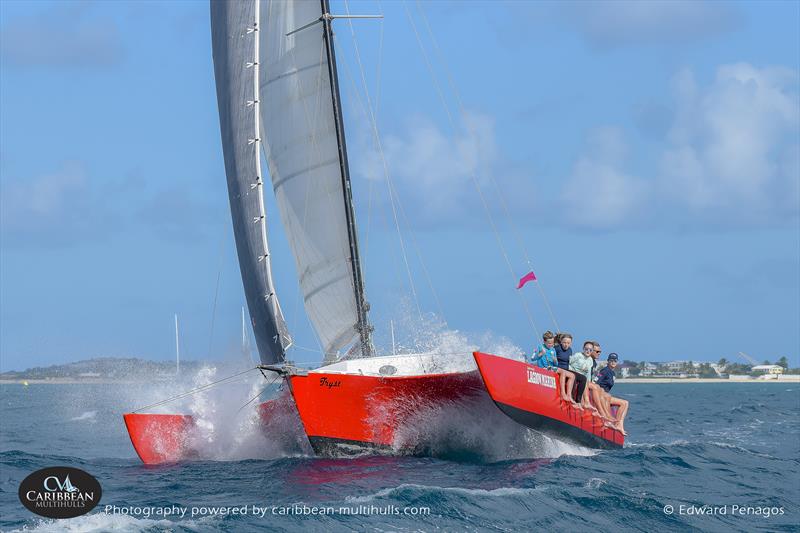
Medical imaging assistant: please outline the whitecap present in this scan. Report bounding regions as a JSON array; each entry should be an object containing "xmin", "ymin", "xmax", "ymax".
[
  {"xmin": 344, "ymin": 483, "xmax": 543, "ymax": 503},
  {"xmin": 8, "ymin": 512, "xmax": 208, "ymax": 533}
]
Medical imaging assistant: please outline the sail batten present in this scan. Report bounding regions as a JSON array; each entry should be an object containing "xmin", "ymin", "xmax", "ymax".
[
  {"xmin": 211, "ymin": 0, "xmax": 291, "ymax": 365},
  {"xmin": 260, "ymin": 0, "xmax": 371, "ymax": 360}
]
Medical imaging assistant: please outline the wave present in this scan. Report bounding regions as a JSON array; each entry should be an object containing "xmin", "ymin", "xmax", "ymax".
[
  {"xmin": 390, "ymin": 390, "xmax": 598, "ymax": 462},
  {"xmin": 70, "ymin": 410, "xmax": 97, "ymax": 422},
  {"xmin": 343, "ymin": 482, "xmax": 542, "ymax": 503},
  {"xmin": 7, "ymin": 512, "xmax": 209, "ymax": 533}
]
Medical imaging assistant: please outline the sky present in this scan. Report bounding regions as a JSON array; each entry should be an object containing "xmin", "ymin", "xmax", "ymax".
[{"xmin": 1, "ymin": 0, "xmax": 798, "ymax": 371}]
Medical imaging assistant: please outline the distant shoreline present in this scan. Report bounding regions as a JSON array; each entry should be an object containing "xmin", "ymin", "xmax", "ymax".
[
  {"xmin": 618, "ymin": 376, "xmax": 799, "ymax": 383},
  {"xmin": 0, "ymin": 378, "xmax": 173, "ymax": 385}
]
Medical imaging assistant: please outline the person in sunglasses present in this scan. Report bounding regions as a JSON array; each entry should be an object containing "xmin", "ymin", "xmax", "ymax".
[
  {"xmin": 586, "ymin": 342, "xmax": 615, "ymax": 421},
  {"xmin": 569, "ymin": 341, "xmax": 596, "ymax": 410}
]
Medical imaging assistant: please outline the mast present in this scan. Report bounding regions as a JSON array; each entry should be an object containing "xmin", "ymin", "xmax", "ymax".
[{"xmin": 320, "ymin": 0, "xmax": 373, "ymax": 357}]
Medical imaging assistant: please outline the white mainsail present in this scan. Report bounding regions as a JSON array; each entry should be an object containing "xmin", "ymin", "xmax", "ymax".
[
  {"xmin": 259, "ymin": 0, "xmax": 371, "ymax": 358},
  {"xmin": 211, "ymin": 0, "xmax": 291, "ymax": 364}
]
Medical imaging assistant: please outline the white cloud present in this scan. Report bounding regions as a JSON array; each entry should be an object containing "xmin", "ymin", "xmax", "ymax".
[
  {"xmin": 560, "ymin": 127, "xmax": 648, "ymax": 229},
  {"xmin": 560, "ymin": 0, "xmax": 740, "ymax": 48},
  {"xmin": 0, "ymin": 161, "xmax": 114, "ymax": 247},
  {"xmin": 659, "ymin": 64, "xmax": 799, "ymax": 216},
  {"xmin": 0, "ymin": 161, "xmax": 211, "ymax": 248},
  {"xmin": 561, "ymin": 63, "xmax": 799, "ymax": 229},
  {"xmin": 354, "ymin": 111, "xmax": 510, "ymax": 225}
]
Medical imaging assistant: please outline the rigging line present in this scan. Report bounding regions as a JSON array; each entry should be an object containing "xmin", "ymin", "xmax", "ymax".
[
  {"xmin": 361, "ymin": 0, "xmax": 384, "ymax": 275},
  {"xmin": 237, "ymin": 373, "xmax": 279, "ymax": 414},
  {"xmin": 207, "ymin": 230, "xmax": 226, "ymax": 358},
  {"xmin": 375, "ymin": 1, "xmax": 385, "ymax": 122},
  {"xmin": 336, "ymin": 32, "xmax": 376, "ymax": 284},
  {"xmin": 356, "ymin": 0, "xmax": 446, "ymax": 326},
  {"xmin": 414, "ymin": 1, "xmax": 560, "ymax": 333},
  {"xmin": 132, "ymin": 367, "xmax": 259, "ymax": 413},
  {"xmin": 338, "ymin": 47, "xmax": 447, "ymax": 334},
  {"xmin": 339, "ymin": 37, "xmax": 447, "ymax": 328},
  {"xmin": 402, "ymin": 0, "xmax": 540, "ymax": 339},
  {"xmin": 343, "ymin": 0, "xmax": 422, "ymax": 322},
  {"xmin": 387, "ymin": 175, "xmax": 448, "ymax": 326}
]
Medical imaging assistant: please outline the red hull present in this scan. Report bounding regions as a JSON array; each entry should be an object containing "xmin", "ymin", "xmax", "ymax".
[
  {"xmin": 124, "ymin": 392, "xmax": 298, "ymax": 465},
  {"xmin": 123, "ymin": 413, "xmax": 196, "ymax": 464},
  {"xmin": 473, "ymin": 351, "xmax": 624, "ymax": 449},
  {"xmin": 287, "ymin": 369, "xmax": 484, "ymax": 455}
]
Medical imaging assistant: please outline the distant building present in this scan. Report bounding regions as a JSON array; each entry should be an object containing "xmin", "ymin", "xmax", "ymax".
[
  {"xmin": 663, "ymin": 361, "xmax": 701, "ymax": 370},
  {"xmin": 751, "ymin": 365, "xmax": 784, "ymax": 375},
  {"xmin": 638, "ymin": 362, "xmax": 659, "ymax": 376}
]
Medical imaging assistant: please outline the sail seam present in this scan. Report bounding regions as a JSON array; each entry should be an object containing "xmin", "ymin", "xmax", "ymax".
[
  {"xmin": 263, "ymin": 62, "xmax": 326, "ymax": 86},
  {"xmin": 271, "ymin": 157, "xmax": 339, "ymax": 191}
]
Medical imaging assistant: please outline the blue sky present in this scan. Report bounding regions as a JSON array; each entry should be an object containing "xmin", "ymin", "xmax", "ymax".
[{"xmin": 1, "ymin": 0, "xmax": 798, "ymax": 371}]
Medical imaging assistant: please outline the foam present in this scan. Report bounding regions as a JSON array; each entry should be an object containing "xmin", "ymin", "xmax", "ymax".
[
  {"xmin": 344, "ymin": 483, "xmax": 543, "ymax": 503},
  {"xmin": 8, "ymin": 512, "xmax": 206, "ymax": 533},
  {"xmin": 69, "ymin": 411, "xmax": 97, "ymax": 422}
]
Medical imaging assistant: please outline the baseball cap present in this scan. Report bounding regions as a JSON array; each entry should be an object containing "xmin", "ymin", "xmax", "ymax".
[{"xmin": 607, "ymin": 353, "xmax": 619, "ymax": 362}]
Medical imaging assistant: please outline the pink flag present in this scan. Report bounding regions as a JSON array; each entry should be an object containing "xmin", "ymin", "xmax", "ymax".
[{"xmin": 516, "ymin": 271, "xmax": 537, "ymax": 289}]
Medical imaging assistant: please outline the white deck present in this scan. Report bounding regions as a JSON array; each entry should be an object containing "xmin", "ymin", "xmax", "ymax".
[{"xmin": 310, "ymin": 352, "xmax": 477, "ymax": 377}]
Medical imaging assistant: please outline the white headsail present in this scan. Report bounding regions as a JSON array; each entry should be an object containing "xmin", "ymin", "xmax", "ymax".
[
  {"xmin": 259, "ymin": 0, "xmax": 372, "ymax": 359},
  {"xmin": 211, "ymin": 0, "xmax": 292, "ymax": 364}
]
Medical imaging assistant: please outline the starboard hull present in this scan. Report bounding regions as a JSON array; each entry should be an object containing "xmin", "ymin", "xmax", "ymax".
[{"xmin": 473, "ymin": 351, "xmax": 624, "ymax": 449}]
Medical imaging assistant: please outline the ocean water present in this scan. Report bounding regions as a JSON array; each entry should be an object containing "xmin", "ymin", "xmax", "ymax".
[{"xmin": 1, "ymin": 377, "xmax": 798, "ymax": 532}]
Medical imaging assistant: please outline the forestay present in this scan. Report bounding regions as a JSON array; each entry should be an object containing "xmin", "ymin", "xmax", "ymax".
[
  {"xmin": 211, "ymin": 0, "xmax": 291, "ymax": 364},
  {"xmin": 259, "ymin": 0, "xmax": 370, "ymax": 359}
]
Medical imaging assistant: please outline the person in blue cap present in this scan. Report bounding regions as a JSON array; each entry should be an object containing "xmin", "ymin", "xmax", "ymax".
[
  {"xmin": 595, "ymin": 352, "xmax": 618, "ymax": 392},
  {"xmin": 594, "ymin": 352, "xmax": 629, "ymax": 434}
]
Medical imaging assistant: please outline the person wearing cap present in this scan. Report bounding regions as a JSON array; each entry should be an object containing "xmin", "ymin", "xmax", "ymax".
[
  {"xmin": 595, "ymin": 352, "xmax": 618, "ymax": 392},
  {"xmin": 594, "ymin": 352, "xmax": 629, "ymax": 435}
]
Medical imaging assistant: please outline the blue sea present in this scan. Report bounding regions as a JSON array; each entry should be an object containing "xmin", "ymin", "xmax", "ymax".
[{"xmin": 1, "ymin": 380, "xmax": 798, "ymax": 532}]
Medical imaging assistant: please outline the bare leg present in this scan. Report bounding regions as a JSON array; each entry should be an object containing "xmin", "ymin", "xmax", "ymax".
[
  {"xmin": 599, "ymin": 390, "xmax": 615, "ymax": 421},
  {"xmin": 610, "ymin": 398, "xmax": 629, "ymax": 434},
  {"xmin": 581, "ymin": 385, "xmax": 593, "ymax": 411},
  {"xmin": 588, "ymin": 384, "xmax": 613, "ymax": 419},
  {"xmin": 557, "ymin": 369, "xmax": 577, "ymax": 404}
]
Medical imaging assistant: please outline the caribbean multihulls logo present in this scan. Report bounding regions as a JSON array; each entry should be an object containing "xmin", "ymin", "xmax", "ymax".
[{"xmin": 19, "ymin": 467, "xmax": 102, "ymax": 519}]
